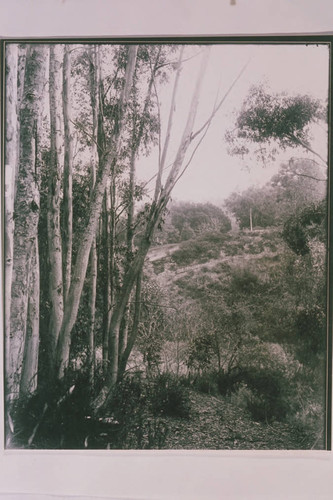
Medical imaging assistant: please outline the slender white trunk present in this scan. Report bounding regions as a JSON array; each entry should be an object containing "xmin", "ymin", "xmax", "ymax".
[
  {"xmin": 62, "ymin": 44, "xmax": 73, "ymax": 303},
  {"xmin": 20, "ymin": 237, "xmax": 40, "ymax": 396},
  {"xmin": 56, "ymin": 45, "xmax": 138, "ymax": 379},
  {"xmin": 47, "ymin": 45, "xmax": 64, "ymax": 358},
  {"xmin": 106, "ymin": 46, "xmax": 211, "ymax": 390},
  {"xmin": 88, "ymin": 45, "xmax": 99, "ymax": 385},
  {"xmin": 8, "ymin": 45, "xmax": 47, "ymax": 399},
  {"xmin": 5, "ymin": 44, "xmax": 18, "ymax": 377}
]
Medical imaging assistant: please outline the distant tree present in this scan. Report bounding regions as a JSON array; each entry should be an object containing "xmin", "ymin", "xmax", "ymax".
[
  {"xmin": 157, "ymin": 201, "xmax": 231, "ymax": 243},
  {"xmin": 224, "ymin": 186, "xmax": 278, "ymax": 230},
  {"xmin": 225, "ymin": 84, "xmax": 327, "ymax": 166},
  {"xmin": 225, "ymin": 158, "xmax": 327, "ymax": 230},
  {"xmin": 271, "ymin": 158, "xmax": 326, "ymax": 213}
]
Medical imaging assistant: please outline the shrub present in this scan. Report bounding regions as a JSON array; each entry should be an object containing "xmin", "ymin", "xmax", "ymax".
[
  {"xmin": 150, "ymin": 373, "xmax": 191, "ymax": 419},
  {"xmin": 9, "ymin": 371, "xmax": 93, "ymax": 449},
  {"xmin": 193, "ymin": 372, "xmax": 219, "ymax": 395},
  {"xmin": 241, "ymin": 368, "xmax": 291, "ymax": 422},
  {"xmin": 230, "ymin": 268, "xmax": 260, "ymax": 295},
  {"xmin": 282, "ymin": 217, "xmax": 309, "ymax": 255},
  {"xmin": 295, "ymin": 306, "xmax": 326, "ymax": 359},
  {"xmin": 171, "ymin": 239, "xmax": 217, "ymax": 266},
  {"xmin": 109, "ymin": 372, "xmax": 147, "ymax": 423},
  {"xmin": 216, "ymin": 369, "xmax": 243, "ymax": 396}
]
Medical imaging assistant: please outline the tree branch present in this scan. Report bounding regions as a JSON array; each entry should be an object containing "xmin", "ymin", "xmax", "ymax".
[{"xmin": 191, "ymin": 57, "xmax": 252, "ymax": 142}]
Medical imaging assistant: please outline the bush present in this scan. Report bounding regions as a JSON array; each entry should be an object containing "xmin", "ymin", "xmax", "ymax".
[
  {"xmin": 9, "ymin": 371, "xmax": 93, "ymax": 449},
  {"xmin": 282, "ymin": 217, "xmax": 309, "ymax": 255},
  {"xmin": 216, "ymin": 369, "xmax": 243, "ymax": 396},
  {"xmin": 171, "ymin": 239, "xmax": 217, "ymax": 266},
  {"xmin": 295, "ymin": 306, "xmax": 326, "ymax": 360},
  {"xmin": 193, "ymin": 372, "xmax": 219, "ymax": 395},
  {"xmin": 241, "ymin": 368, "xmax": 291, "ymax": 422},
  {"xmin": 150, "ymin": 373, "xmax": 191, "ymax": 419},
  {"xmin": 230, "ymin": 268, "xmax": 260, "ymax": 295}
]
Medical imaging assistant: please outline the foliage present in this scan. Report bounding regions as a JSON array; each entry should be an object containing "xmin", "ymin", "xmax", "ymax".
[
  {"xmin": 295, "ymin": 305, "xmax": 326, "ymax": 360},
  {"xmin": 8, "ymin": 42, "xmax": 328, "ymax": 450},
  {"xmin": 8, "ymin": 371, "xmax": 93, "ymax": 449},
  {"xmin": 224, "ymin": 159, "xmax": 326, "ymax": 230},
  {"xmin": 192, "ymin": 372, "xmax": 219, "ymax": 395},
  {"xmin": 282, "ymin": 201, "xmax": 326, "ymax": 255},
  {"xmin": 225, "ymin": 84, "xmax": 325, "ymax": 162},
  {"xmin": 136, "ymin": 276, "xmax": 168, "ymax": 374},
  {"xmin": 225, "ymin": 186, "xmax": 279, "ymax": 229},
  {"xmin": 150, "ymin": 373, "xmax": 191, "ymax": 419},
  {"xmin": 171, "ymin": 231, "xmax": 228, "ymax": 266},
  {"xmin": 239, "ymin": 368, "xmax": 292, "ymax": 422},
  {"xmin": 98, "ymin": 373, "xmax": 170, "ymax": 449},
  {"xmin": 187, "ymin": 333, "xmax": 217, "ymax": 373},
  {"xmin": 156, "ymin": 201, "xmax": 231, "ymax": 244}
]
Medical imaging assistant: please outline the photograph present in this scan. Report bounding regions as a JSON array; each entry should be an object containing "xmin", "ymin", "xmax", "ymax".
[{"xmin": 3, "ymin": 38, "xmax": 331, "ymax": 451}]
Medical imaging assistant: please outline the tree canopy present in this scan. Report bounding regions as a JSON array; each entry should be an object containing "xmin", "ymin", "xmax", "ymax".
[{"xmin": 225, "ymin": 84, "xmax": 326, "ymax": 164}]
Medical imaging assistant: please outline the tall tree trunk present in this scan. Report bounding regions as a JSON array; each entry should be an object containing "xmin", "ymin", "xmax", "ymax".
[
  {"xmin": 118, "ymin": 272, "xmax": 142, "ymax": 377},
  {"xmin": 55, "ymin": 45, "xmax": 138, "ymax": 379},
  {"xmin": 88, "ymin": 45, "xmax": 100, "ymax": 385},
  {"xmin": 102, "ymin": 191, "xmax": 110, "ymax": 368},
  {"xmin": 47, "ymin": 45, "xmax": 64, "ymax": 361},
  {"xmin": 106, "ymin": 46, "xmax": 210, "ymax": 391},
  {"xmin": 118, "ymin": 147, "xmax": 136, "ymax": 361},
  {"xmin": 20, "ymin": 236, "xmax": 40, "ymax": 396},
  {"xmin": 102, "ymin": 177, "xmax": 116, "ymax": 372},
  {"xmin": 14, "ymin": 44, "xmax": 27, "ymax": 201},
  {"xmin": 119, "ymin": 48, "xmax": 162, "ymax": 361},
  {"xmin": 5, "ymin": 44, "xmax": 18, "ymax": 377},
  {"xmin": 7, "ymin": 44, "xmax": 47, "ymax": 399},
  {"xmin": 62, "ymin": 44, "xmax": 73, "ymax": 303}
]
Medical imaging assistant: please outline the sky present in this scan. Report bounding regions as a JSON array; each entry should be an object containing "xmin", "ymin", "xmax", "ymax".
[{"xmin": 136, "ymin": 42, "xmax": 330, "ymax": 205}]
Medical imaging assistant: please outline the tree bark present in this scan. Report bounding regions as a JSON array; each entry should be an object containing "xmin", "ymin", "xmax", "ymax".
[
  {"xmin": 7, "ymin": 44, "xmax": 47, "ymax": 399},
  {"xmin": 20, "ymin": 236, "xmax": 40, "ymax": 396},
  {"xmin": 55, "ymin": 45, "xmax": 138, "ymax": 379},
  {"xmin": 88, "ymin": 45, "xmax": 100, "ymax": 385},
  {"xmin": 5, "ymin": 44, "xmax": 18, "ymax": 377},
  {"xmin": 118, "ymin": 272, "xmax": 142, "ymax": 377},
  {"xmin": 14, "ymin": 44, "xmax": 27, "ymax": 202},
  {"xmin": 119, "ymin": 48, "xmax": 163, "ymax": 361},
  {"xmin": 47, "ymin": 45, "xmax": 64, "ymax": 360},
  {"xmin": 62, "ymin": 44, "xmax": 73, "ymax": 303}
]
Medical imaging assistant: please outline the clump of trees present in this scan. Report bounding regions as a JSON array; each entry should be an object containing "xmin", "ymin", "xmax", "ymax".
[
  {"xmin": 5, "ymin": 43, "xmax": 328, "ymax": 450},
  {"xmin": 155, "ymin": 201, "xmax": 231, "ymax": 243},
  {"xmin": 5, "ymin": 42, "xmax": 241, "ymax": 447},
  {"xmin": 224, "ymin": 159, "xmax": 326, "ymax": 230}
]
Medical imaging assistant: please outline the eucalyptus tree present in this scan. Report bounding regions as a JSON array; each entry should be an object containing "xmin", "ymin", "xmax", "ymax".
[
  {"xmin": 55, "ymin": 45, "xmax": 138, "ymax": 379},
  {"xmin": 87, "ymin": 44, "xmax": 100, "ymax": 384},
  {"xmin": 7, "ymin": 44, "xmax": 47, "ymax": 399},
  {"xmin": 5, "ymin": 43, "xmax": 18, "ymax": 380},
  {"xmin": 225, "ymin": 84, "xmax": 327, "ymax": 167},
  {"xmin": 47, "ymin": 44, "xmax": 64, "ymax": 359},
  {"xmin": 93, "ymin": 45, "xmax": 214, "ymax": 408},
  {"xmin": 62, "ymin": 43, "xmax": 74, "ymax": 304}
]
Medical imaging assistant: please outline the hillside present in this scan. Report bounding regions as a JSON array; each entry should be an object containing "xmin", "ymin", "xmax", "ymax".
[{"xmin": 10, "ymin": 220, "xmax": 326, "ymax": 451}]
